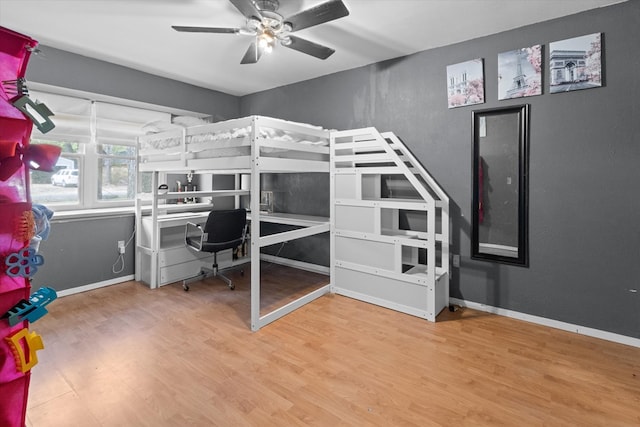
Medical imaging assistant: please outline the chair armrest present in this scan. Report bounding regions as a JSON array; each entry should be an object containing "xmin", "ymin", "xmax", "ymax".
[{"xmin": 184, "ymin": 222, "xmax": 206, "ymax": 251}]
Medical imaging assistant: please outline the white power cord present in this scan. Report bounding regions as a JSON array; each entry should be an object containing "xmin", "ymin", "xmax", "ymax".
[{"xmin": 112, "ymin": 226, "xmax": 136, "ymax": 274}]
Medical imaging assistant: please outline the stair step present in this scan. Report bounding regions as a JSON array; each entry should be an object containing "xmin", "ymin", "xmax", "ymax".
[{"xmin": 333, "ymin": 166, "xmax": 419, "ymax": 175}]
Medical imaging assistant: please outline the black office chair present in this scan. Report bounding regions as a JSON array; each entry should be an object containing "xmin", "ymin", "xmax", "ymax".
[{"xmin": 183, "ymin": 208, "xmax": 247, "ymax": 292}]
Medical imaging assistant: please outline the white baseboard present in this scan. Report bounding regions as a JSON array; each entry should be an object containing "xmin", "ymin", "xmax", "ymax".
[
  {"xmin": 260, "ymin": 254, "xmax": 330, "ymax": 275},
  {"xmin": 56, "ymin": 275, "xmax": 135, "ymax": 298},
  {"xmin": 450, "ymin": 297, "xmax": 640, "ymax": 349},
  {"xmin": 56, "ymin": 256, "xmax": 328, "ymax": 298}
]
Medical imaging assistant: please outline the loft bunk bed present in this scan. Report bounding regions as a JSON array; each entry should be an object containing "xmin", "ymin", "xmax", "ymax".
[{"xmin": 135, "ymin": 115, "xmax": 331, "ymax": 331}]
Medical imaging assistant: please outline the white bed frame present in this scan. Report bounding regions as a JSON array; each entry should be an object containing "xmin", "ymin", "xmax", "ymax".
[
  {"xmin": 135, "ymin": 116, "xmax": 451, "ymax": 329},
  {"xmin": 135, "ymin": 115, "xmax": 331, "ymax": 331}
]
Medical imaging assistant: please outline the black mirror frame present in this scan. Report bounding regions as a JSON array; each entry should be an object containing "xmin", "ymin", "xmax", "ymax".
[{"xmin": 471, "ymin": 104, "xmax": 530, "ymax": 267}]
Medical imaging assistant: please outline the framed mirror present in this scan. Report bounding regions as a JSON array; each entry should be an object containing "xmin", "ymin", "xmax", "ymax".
[{"xmin": 472, "ymin": 104, "xmax": 529, "ymax": 266}]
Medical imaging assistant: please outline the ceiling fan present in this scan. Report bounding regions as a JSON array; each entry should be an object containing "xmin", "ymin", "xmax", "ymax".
[{"xmin": 172, "ymin": 0, "xmax": 349, "ymax": 64}]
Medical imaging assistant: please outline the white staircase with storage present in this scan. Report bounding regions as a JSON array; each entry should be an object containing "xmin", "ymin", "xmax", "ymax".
[{"xmin": 330, "ymin": 128, "xmax": 450, "ymax": 321}]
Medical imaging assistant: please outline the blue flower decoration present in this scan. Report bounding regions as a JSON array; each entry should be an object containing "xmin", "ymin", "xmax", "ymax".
[{"xmin": 5, "ymin": 248, "xmax": 44, "ymax": 278}]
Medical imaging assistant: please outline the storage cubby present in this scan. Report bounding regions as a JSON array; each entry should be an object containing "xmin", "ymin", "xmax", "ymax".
[
  {"xmin": 381, "ymin": 208, "xmax": 429, "ymax": 237},
  {"xmin": 331, "ymin": 128, "xmax": 450, "ymax": 322}
]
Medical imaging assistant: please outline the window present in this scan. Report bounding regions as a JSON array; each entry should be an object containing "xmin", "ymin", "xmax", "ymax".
[{"xmin": 28, "ymin": 89, "xmax": 199, "ymax": 210}]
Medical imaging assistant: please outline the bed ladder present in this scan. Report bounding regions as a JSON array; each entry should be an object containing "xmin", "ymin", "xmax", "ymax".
[{"xmin": 330, "ymin": 127, "xmax": 450, "ymax": 321}]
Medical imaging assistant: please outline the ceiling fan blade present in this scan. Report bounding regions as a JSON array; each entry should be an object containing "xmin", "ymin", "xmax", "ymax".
[
  {"xmin": 285, "ymin": 0, "xmax": 349, "ymax": 32},
  {"xmin": 229, "ymin": 0, "xmax": 263, "ymax": 20},
  {"xmin": 240, "ymin": 41, "xmax": 265, "ymax": 64},
  {"xmin": 172, "ymin": 26, "xmax": 240, "ymax": 34},
  {"xmin": 285, "ymin": 35, "xmax": 335, "ymax": 60}
]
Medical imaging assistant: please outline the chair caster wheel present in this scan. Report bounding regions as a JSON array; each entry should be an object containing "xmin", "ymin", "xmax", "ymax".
[
  {"xmin": 183, "ymin": 284, "xmax": 190, "ymax": 291},
  {"xmin": 229, "ymin": 284, "xmax": 235, "ymax": 290}
]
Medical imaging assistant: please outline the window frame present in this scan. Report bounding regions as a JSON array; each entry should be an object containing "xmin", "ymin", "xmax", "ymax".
[{"xmin": 28, "ymin": 83, "xmax": 209, "ymax": 212}]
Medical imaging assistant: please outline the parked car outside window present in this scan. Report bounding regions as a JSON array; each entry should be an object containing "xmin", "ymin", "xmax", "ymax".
[{"xmin": 51, "ymin": 169, "xmax": 79, "ymax": 187}]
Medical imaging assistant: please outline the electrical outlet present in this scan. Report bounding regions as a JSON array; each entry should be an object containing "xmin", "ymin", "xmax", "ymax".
[
  {"xmin": 118, "ymin": 240, "xmax": 125, "ymax": 254},
  {"xmin": 452, "ymin": 254, "xmax": 460, "ymax": 268}
]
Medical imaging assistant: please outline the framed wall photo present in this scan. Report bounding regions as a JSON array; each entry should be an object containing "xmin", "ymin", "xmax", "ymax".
[
  {"xmin": 498, "ymin": 45, "xmax": 542, "ymax": 100},
  {"xmin": 447, "ymin": 58, "xmax": 485, "ymax": 108},
  {"xmin": 549, "ymin": 33, "xmax": 603, "ymax": 93}
]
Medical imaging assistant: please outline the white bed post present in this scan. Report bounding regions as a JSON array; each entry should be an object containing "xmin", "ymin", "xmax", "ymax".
[
  {"xmin": 250, "ymin": 116, "xmax": 261, "ymax": 331},
  {"xmin": 234, "ymin": 174, "xmax": 240, "ymax": 209},
  {"xmin": 329, "ymin": 132, "xmax": 336, "ymax": 293},
  {"xmin": 150, "ymin": 170, "xmax": 159, "ymax": 289},
  {"xmin": 134, "ymin": 143, "xmax": 142, "ymax": 283}
]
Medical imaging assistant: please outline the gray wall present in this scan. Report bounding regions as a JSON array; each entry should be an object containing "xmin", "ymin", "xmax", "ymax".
[
  {"xmin": 32, "ymin": 215, "xmax": 136, "ymax": 291},
  {"xmin": 260, "ymin": 173, "xmax": 330, "ymax": 266},
  {"xmin": 27, "ymin": 47, "xmax": 240, "ymax": 292},
  {"xmin": 240, "ymin": 1, "xmax": 640, "ymax": 338}
]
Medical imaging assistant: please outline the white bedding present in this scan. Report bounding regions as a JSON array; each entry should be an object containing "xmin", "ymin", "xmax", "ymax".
[
  {"xmin": 140, "ymin": 117, "xmax": 329, "ymax": 153},
  {"xmin": 186, "ymin": 125, "xmax": 327, "ymax": 146}
]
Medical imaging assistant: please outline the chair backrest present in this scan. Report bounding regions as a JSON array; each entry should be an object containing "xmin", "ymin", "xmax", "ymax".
[{"xmin": 203, "ymin": 208, "xmax": 247, "ymax": 247}]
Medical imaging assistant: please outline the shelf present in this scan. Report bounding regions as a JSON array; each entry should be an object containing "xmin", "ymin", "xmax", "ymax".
[
  {"xmin": 156, "ymin": 189, "xmax": 250, "ymax": 200},
  {"xmin": 335, "ymin": 197, "xmax": 430, "ymax": 210},
  {"xmin": 334, "ymin": 229, "xmax": 430, "ymax": 247},
  {"xmin": 381, "ymin": 228, "xmax": 429, "ymax": 241},
  {"xmin": 404, "ymin": 265, "xmax": 428, "ymax": 279},
  {"xmin": 140, "ymin": 202, "xmax": 210, "ymax": 213},
  {"xmin": 259, "ymin": 212, "xmax": 329, "ymax": 227},
  {"xmin": 142, "ymin": 211, "xmax": 209, "ymax": 228},
  {"xmin": 144, "ymin": 211, "xmax": 329, "ymax": 227},
  {"xmin": 334, "ymin": 166, "xmax": 417, "ymax": 175}
]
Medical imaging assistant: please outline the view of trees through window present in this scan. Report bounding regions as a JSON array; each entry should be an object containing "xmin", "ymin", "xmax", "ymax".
[{"xmin": 97, "ymin": 143, "xmax": 136, "ymax": 201}]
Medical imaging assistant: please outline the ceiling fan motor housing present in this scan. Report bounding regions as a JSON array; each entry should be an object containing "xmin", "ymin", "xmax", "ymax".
[{"xmin": 254, "ymin": 0, "xmax": 279, "ymax": 13}]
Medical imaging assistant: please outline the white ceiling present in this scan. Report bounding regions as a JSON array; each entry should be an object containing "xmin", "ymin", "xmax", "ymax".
[{"xmin": 0, "ymin": 0, "xmax": 624, "ymax": 96}]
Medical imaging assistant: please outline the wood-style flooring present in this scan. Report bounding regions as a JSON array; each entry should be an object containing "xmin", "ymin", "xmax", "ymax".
[{"xmin": 25, "ymin": 264, "xmax": 640, "ymax": 426}]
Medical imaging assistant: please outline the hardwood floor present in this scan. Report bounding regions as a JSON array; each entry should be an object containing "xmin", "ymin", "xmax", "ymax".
[{"xmin": 25, "ymin": 264, "xmax": 640, "ymax": 426}]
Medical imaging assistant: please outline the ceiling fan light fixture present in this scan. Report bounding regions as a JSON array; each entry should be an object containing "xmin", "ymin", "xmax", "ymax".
[
  {"xmin": 280, "ymin": 36, "xmax": 292, "ymax": 47},
  {"xmin": 258, "ymin": 30, "xmax": 276, "ymax": 52},
  {"xmin": 260, "ymin": 11, "xmax": 283, "ymax": 31},
  {"xmin": 246, "ymin": 17, "xmax": 261, "ymax": 31}
]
